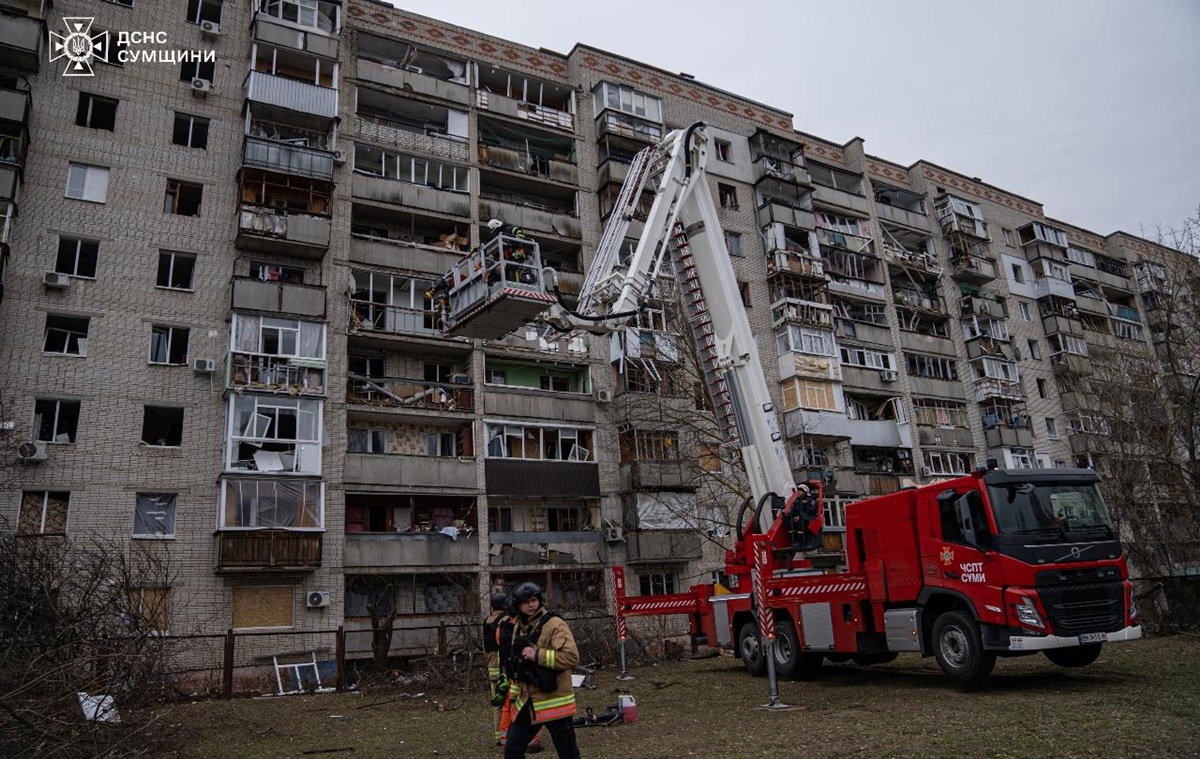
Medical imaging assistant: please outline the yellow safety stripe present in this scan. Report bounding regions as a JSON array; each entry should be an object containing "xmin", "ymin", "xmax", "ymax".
[
  {"xmin": 544, "ymin": 648, "xmax": 555, "ymax": 669},
  {"xmin": 534, "ymin": 694, "xmax": 575, "ymax": 709}
]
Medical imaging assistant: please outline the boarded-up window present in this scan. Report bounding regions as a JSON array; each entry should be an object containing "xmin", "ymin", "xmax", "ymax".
[
  {"xmin": 232, "ymin": 586, "xmax": 294, "ymax": 629},
  {"xmin": 18, "ymin": 491, "xmax": 70, "ymax": 535},
  {"xmin": 699, "ymin": 443, "xmax": 722, "ymax": 472},
  {"xmin": 127, "ymin": 587, "xmax": 171, "ymax": 633},
  {"xmin": 782, "ymin": 379, "xmax": 837, "ymax": 412}
]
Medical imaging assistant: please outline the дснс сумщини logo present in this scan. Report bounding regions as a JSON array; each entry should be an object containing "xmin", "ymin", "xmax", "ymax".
[{"xmin": 49, "ymin": 17, "xmax": 108, "ymax": 77}]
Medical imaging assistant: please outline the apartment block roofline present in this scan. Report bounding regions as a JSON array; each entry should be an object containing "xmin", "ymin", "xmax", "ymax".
[
  {"xmin": 1107, "ymin": 230, "xmax": 1194, "ymax": 259},
  {"xmin": 1044, "ymin": 216, "xmax": 1108, "ymax": 252},
  {"xmin": 347, "ymin": 0, "xmax": 570, "ymax": 81},
  {"xmin": 569, "ymin": 43, "xmax": 793, "ymax": 130}
]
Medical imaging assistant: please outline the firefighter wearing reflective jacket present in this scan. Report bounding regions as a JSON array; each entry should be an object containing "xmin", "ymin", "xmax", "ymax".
[
  {"xmin": 483, "ymin": 592, "xmax": 508, "ymax": 744},
  {"xmin": 504, "ymin": 582, "xmax": 581, "ymax": 759},
  {"xmin": 497, "ymin": 601, "xmax": 542, "ymax": 751}
]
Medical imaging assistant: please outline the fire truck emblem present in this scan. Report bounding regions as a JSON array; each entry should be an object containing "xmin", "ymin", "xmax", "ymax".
[{"xmin": 940, "ymin": 547, "xmax": 954, "ymax": 565}]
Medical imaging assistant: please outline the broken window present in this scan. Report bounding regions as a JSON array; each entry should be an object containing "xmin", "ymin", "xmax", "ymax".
[
  {"xmin": 43, "ymin": 314, "xmax": 89, "ymax": 355},
  {"xmin": 157, "ymin": 251, "xmax": 196, "ymax": 290},
  {"xmin": 76, "ymin": 93, "xmax": 117, "ymax": 130},
  {"xmin": 149, "ymin": 325, "xmax": 190, "ymax": 365},
  {"xmin": 164, "ymin": 179, "xmax": 203, "ymax": 216},
  {"xmin": 35, "ymin": 399, "xmax": 80, "ymax": 444},
  {"xmin": 142, "ymin": 406, "xmax": 184, "ymax": 447},
  {"xmin": 133, "ymin": 493, "xmax": 177, "ymax": 537},
  {"xmin": 56, "ymin": 237, "xmax": 99, "ymax": 278}
]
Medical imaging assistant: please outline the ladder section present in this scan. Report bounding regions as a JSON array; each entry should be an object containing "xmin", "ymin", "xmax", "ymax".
[
  {"xmin": 671, "ymin": 222, "xmax": 740, "ymax": 447},
  {"xmin": 577, "ymin": 145, "xmax": 661, "ymax": 315}
]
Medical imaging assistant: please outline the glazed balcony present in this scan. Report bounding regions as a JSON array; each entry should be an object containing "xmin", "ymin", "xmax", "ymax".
[
  {"xmin": 1034, "ymin": 276, "xmax": 1076, "ymax": 301},
  {"xmin": 215, "ymin": 530, "xmax": 322, "ymax": 573},
  {"xmin": 243, "ymin": 136, "xmax": 335, "ymax": 181},
  {"xmin": 784, "ymin": 410, "xmax": 907, "ymax": 448},
  {"xmin": 757, "ymin": 201, "xmax": 816, "ymax": 232},
  {"xmin": 253, "ymin": 12, "xmax": 340, "ymax": 59},
  {"xmin": 596, "ymin": 110, "xmax": 662, "ymax": 144},
  {"xmin": 974, "ymin": 378, "xmax": 1024, "ymax": 402}
]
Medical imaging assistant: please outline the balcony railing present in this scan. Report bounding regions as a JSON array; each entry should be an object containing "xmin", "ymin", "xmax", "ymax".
[
  {"xmin": 817, "ymin": 226, "xmax": 874, "ymax": 254},
  {"xmin": 596, "ymin": 111, "xmax": 662, "ymax": 143},
  {"xmin": 479, "ymin": 143, "xmax": 577, "ymax": 184},
  {"xmin": 230, "ymin": 276, "xmax": 326, "ymax": 318},
  {"xmin": 767, "ymin": 249, "xmax": 825, "ymax": 279},
  {"xmin": 236, "ymin": 205, "xmax": 331, "ymax": 256},
  {"xmin": 245, "ymin": 71, "xmax": 338, "ymax": 119},
  {"xmin": 344, "ymin": 453, "xmax": 477, "ymax": 489},
  {"xmin": 771, "ymin": 297, "xmax": 834, "ymax": 329},
  {"xmin": 354, "ymin": 117, "xmax": 470, "ymax": 162},
  {"xmin": 1034, "ymin": 276, "xmax": 1076, "ymax": 301},
  {"xmin": 0, "ymin": 11, "xmax": 43, "ymax": 72},
  {"xmin": 243, "ymin": 136, "xmax": 334, "ymax": 181},
  {"xmin": 951, "ymin": 253, "xmax": 997, "ymax": 283},
  {"xmin": 356, "ymin": 59, "xmax": 470, "ymax": 105},
  {"xmin": 347, "ymin": 375, "xmax": 474, "ymax": 413},
  {"xmin": 348, "ymin": 298, "xmax": 438, "ymax": 337},
  {"xmin": 974, "ymin": 378, "xmax": 1024, "ymax": 402},
  {"xmin": 476, "ymin": 90, "xmax": 573, "ymax": 131},
  {"xmin": 215, "ymin": 530, "xmax": 322, "ymax": 571},
  {"xmin": 0, "ymin": 87, "xmax": 30, "ymax": 125},
  {"xmin": 229, "ymin": 352, "xmax": 326, "ymax": 396},
  {"xmin": 1110, "ymin": 304, "xmax": 1141, "ymax": 322},
  {"xmin": 881, "ymin": 240, "xmax": 940, "ymax": 273},
  {"xmin": 344, "ymin": 532, "xmax": 479, "ymax": 569},
  {"xmin": 893, "ymin": 288, "xmax": 944, "ymax": 314}
]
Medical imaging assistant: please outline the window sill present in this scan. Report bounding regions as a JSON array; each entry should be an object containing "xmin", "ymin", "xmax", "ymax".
[
  {"xmin": 64, "ymin": 196, "xmax": 106, "ymax": 205},
  {"xmin": 133, "ymin": 534, "xmax": 176, "ymax": 540},
  {"xmin": 155, "ymin": 286, "xmax": 195, "ymax": 293}
]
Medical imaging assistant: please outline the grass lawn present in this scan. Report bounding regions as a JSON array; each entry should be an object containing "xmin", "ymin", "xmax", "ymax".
[{"xmin": 148, "ymin": 635, "xmax": 1199, "ymax": 758}]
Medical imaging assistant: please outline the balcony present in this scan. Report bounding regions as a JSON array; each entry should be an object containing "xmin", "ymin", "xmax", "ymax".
[
  {"xmin": 356, "ymin": 59, "xmax": 470, "ymax": 106},
  {"xmin": 974, "ymin": 378, "xmax": 1023, "ymax": 402},
  {"xmin": 230, "ymin": 276, "xmax": 326, "ymax": 318},
  {"xmin": 1075, "ymin": 295, "xmax": 1109, "ymax": 317},
  {"xmin": 215, "ymin": 530, "xmax": 322, "ymax": 572},
  {"xmin": 243, "ymin": 136, "xmax": 334, "ymax": 181},
  {"xmin": 753, "ymin": 154, "xmax": 810, "ymax": 187},
  {"xmin": 349, "ymin": 234, "xmax": 464, "ymax": 278},
  {"xmin": 344, "ymin": 453, "xmax": 477, "ymax": 490},
  {"xmin": 757, "ymin": 201, "xmax": 816, "ymax": 232},
  {"xmin": 906, "ymin": 376, "xmax": 966, "ymax": 401},
  {"xmin": 899, "ymin": 330, "xmax": 956, "ymax": 356},
  {"xmin": 481, "ymin": 143, "xmax": 578, "ymax": 185},
  {"xmin": 354, "ymin": 117, "xmax": 470, "ymax": 163},
  {"xmin": 352, "ymin": 173, "xmax": 470, "ymax": 217},
  {"xmin": 984, "ymin": 425, "xmax": 1034, "ymax": 449},
  {"xmin": 813, "ymin": 185, "xmax": 870, "ymax": 216},
  {"xmin": 485, "ymin": 460, "xmax": 600, "ymax": 498},
  {"xmin": 0, "ymin": 162, "xmax": 17, "ymax": 202},
  {"xmin": 349, "ymin": 376, "xmax": 475, "ymax": 418},
  {"xmin": 882, "ymin": 242, "xmax": 940, "ymax": 275},
  {"xmin": 488, "ymin": 531, "xmax": 603, "ymax": 567},
  {"xmin": 476, "ymin": 90, "xmax": 573, "ymax": 132},
  {"xmin": 893, "ymin": 288, "xmax": 944, "ymax": 315},
  {"xmin": 951, "ymin": 254, "xmax": 997, "ymax": 284},
  {"xmin": 1034, "ymin": 276, "xmax": 1076, "ymax": 301},
  {"xmin": 0, "ymin": 87, "xmax": 30, "ymax": 126},
  {"xmin": 767, "ymin": 250, "xmax": 825, "ymax": 280},
  {"xmin": 596, "ymin": 110, "xmax": 662, "ymax": 145},
  {"xmin": 840, "ymin": 366, "xmax": 899, "ymax": 393},
  {"xmin": 478, "ymin": 198, "xmax": 580, "ymax": 239},
  {"xmin": 230, "ymin": 352, "xmax": 327, "ymax": 397},
  {"xmin": 876, "ymin": 202, "xmax": 932, "ymax": 233},
  {"xmin": 626, "ymin": 532, "xmax": 703, "ymax": 563},
  {"xmin": 236, "ymin": 205, "xmax": 331, "ymax": 258},
  {"xmin": 620, "ymin": 460, "xmax": 702, "ymax": 490},
  {"xmin": 484, "ymin": 389, "xmax": 594, "ymax": 425},
  {"xmin": 1051, "ymin": 353, "xmax": 1092, "ymax": 377},
  {"xmin": 817, "ymin": 227, "xmax": 874, "ymax": 255},
  {"xmin": 1110, "ymin": 304, "xmax": 1141, "ymax": 323},
  {"xmin": 344, "ymin": 532, "xmax": 480, "ymax": 570},
  {"xmin": 0, "ymin": 11, "xmax": 42, "ymax": 72},
  {"xmin": 784, "ymin": 410, "xmax": 907, "ymax": 448},
  {"xmin": 771, "ymin": 297, "xmax": 834, "ymax": 330},
  {"xmin": 827, "ymin": 276, "xmax": 886, "ymax": 300},
  {"xmin": 597, "ymin": 159, "xmax": 630, "ymax": 188},
  {"xmin": 1041, "ymin": 313, "xmax": 1083, "ymax": 337},
  {"xmin": 245, "ymin": 71, "xmax": 338, "ymax": 121},
  {"xmin": 253, "ymin": 12, "xmax": 339, "ymax": 59},
  {"xmin": 916, "ymin": 426, "xmax": 974, "ymax": 449}
]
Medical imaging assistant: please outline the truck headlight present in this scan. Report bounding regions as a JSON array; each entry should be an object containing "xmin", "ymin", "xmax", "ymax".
[{"xmin": 1015, "ymin": 596, "xmax": 1045, "ymax": 629}]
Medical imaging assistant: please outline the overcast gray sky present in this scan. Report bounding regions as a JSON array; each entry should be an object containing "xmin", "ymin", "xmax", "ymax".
[{"xmin": 387, "ymin": 0, "xmax": 1199, "ymax": 239}]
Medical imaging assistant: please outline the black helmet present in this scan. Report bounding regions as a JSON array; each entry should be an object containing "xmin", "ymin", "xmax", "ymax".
[
  {"xmin": 511, "ymin": 582, "xmax": 543, "ymax": 606},
  {"xmin": 491, "ymin": 592, "xmax": 508, "ymax": 611}
]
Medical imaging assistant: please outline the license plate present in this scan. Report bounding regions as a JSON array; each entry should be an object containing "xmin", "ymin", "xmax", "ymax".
[{"xmin": 1078, "ymin": 632, "xmax": 1106, "ymax": 644}]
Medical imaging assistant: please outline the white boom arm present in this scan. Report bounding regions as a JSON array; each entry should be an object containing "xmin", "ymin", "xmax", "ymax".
[{"xmin": 554, "ymin": 124, "xmax": 801, "ymax": 534}]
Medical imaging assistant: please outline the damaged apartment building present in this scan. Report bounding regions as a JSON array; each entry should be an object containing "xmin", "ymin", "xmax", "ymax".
[{"xmin": 0, "ymin": 0, "xmax": 1192, "ymax": 663}]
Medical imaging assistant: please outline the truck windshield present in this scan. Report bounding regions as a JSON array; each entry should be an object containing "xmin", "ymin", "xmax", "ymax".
[{"xmin": 987, "ymin": 481, "xmax": 1115, "ymax": 537}]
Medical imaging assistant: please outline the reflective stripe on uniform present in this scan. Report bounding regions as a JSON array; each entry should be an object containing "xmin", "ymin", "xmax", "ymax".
[
  {"xmin": 544, "ymin": 648, "xmax": 555, "ymax": 669},
  {"xmin": 532, "ymin": 693, "xmax": 577, "ymax": 723}
]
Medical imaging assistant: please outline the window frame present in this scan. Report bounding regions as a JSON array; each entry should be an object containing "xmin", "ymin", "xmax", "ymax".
[
  {"xmin": 157, "ymin": 250, "xmax": 197, "ymax": 291},
  {"xmin": 65, "ymin": 163, "xmax": 110, "ymax": 203},
  {"xmin": 133, "ymin": 493, "xmax": 177, "ymax": 539},
  {"xmin": 76, "ymin": 92, "xmax": 118, "ymax": 131},
  {"xmin": 18, "ymin": 491, "xmax": 71, "ymax": 535},
  {"xmin": 55, "ymin": 237, "xmax": 99, "ymax": 279},
  {"xmin": 149, "ymin": 325, "xmax": 191, "ymax": 365},
  {"xmin": 164, "ymin": 178, "xmax": 204, "ymax": 216},
  {"xmin": 141, "ymin": 405, "xmax": 185, "ymax": 447},
  {"xmin": 172, "ymin": 113, "xmax": 210, "ymax": 149},
  {"xmin": 34, "ymin": 399, "xmax": 80, "ymax": 444}
]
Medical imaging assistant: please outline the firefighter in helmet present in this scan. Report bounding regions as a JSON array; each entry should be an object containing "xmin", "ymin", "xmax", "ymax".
[{"xmin": 483, "ymin": 591, "xmax": 509, "ymax": 744}]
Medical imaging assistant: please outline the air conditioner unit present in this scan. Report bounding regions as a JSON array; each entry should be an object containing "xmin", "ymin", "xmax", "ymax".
[
  {"xmin": 17, "ymin": 441, "xmax": 47, "ymax": 463},
  {"xmin": 191, "ymin": 78, "xmax": 212, "ymax": 96},
  {"xmin": 921, "ymin": 466, "xmax": 933, "ymax": 477},
  {"xmin": 604, "ymin": 525, "xmax": 625, "ymax": 543},
  {"xmin": 331, "ymin": 149, "xmax": 347, "ymax": 164},
  {"xmin": 192, "ymin": 358, "xmax": 217, "ymax": 375},
  {"xmin": 306, "ymin": 591, "xmax": 332, "ymax": 609},
  {"xmin": 200, "ymin": 20, "xmax": 221, "ymax": 36},
  {"xmin": 879, "ymin": 370, "xmax": 898, "ymax": 383},
  {"xmin": 595, "ymin": 389, "xmax": 612, "ymax": 403},
  {"xmin": 43, "ymin": 271, "xmax": 70, "ymax": 289}
]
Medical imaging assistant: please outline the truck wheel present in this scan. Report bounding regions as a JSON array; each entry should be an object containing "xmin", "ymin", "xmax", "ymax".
[
  {"xmin": 772, "ymin": 622, "xmax": 800, "ymax": 677},
  {"xmin": 1044, "ymin": 644, "xmax": 1102, "ymax": 668},
  {"xmin": 932, "ymin": 610, "xmax": 996, "ymax": 684},
  {"xmin": 738, "ymin": 622, "xmax": 766, "ymax": 676}
]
